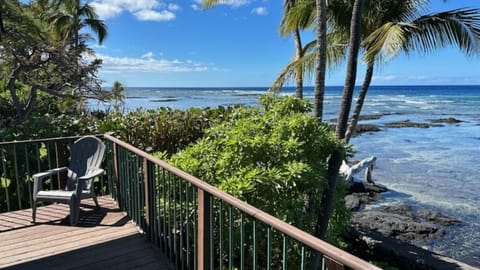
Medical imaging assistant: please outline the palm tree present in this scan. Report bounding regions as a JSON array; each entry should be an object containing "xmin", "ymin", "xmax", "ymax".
[
  {"xmin": 278, "ymin": 0, "xmax": 317, "ymax": 98},
  {"xmin": 110, "ymin": 81, "xmax": 125, "ymax": 112},
  {"xmin": 309, "ymin": 3, "xmax": 364, "ymax": 268},
  {"xmin": 281, "ymin": 0, "xmax": 304, "ymax": 98},
  {"xmin": 50, "ymin": 0, "xmax": 107, "ymax": 51},
  {"xmin": 344, "ymin": 1, "xmax": 480, "ymax": 142},
  {"xmin": 272, "ymin": 0, "xmax": 480, "ymax": 142},
  {"xmin": 312, "ymin": 0, "xmax": 328, "ymax": 120},
  {"xmin": 335, "ymin": 0, "xmax": 365, "ymax": 139}
]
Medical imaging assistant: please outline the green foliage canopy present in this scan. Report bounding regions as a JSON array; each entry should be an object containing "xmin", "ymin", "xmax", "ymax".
[
  {"xmin": 171, "ymin": 96, "xmax": 349, "ymax": 240},
  {"xmin": 0, "ymin": 0, "xmax": 105, "ymax": 121}
]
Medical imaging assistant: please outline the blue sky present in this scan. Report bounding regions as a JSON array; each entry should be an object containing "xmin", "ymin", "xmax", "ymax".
[{"xmin": 86, "ymin": 0, "xmax": 480, "ymax": 87}]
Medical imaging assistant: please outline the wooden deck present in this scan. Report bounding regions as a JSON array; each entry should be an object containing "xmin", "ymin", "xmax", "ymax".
[{"xmin": 0, "ymin": 197, "xmax": 171, "ymax": 270}]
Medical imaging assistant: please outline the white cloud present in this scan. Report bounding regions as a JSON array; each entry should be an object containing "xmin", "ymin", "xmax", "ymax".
[
  {"xmin": 168, "ymin": 3, "xmax": 180, "ymax": 11},
  {"xmin": 91, "ymin": 0, "xmax": 180, "ymax": 21},
  {"xmin": 90, "ymin": 53, "xmax": 212, "ymax": 73},
  {"xmin": 135, "ymin": 9, "xmax": 175, "ymax": 21},
  {"xmin": 372, "ymin": 75, "xmax": 398, "ymax": 81},
  {"xmin": 191, "ymin": 4, "xmax": 201, "ymax": 11},
  {"xmin": 90, "ymin": 2, "xmax": 123, "ymax": 20},
  {"xmin": 192, "ymin": 0, "xmax": 251, "ymax": 8},
  {"xmin": 141, "ymin": 51, "xmax": 155, "ymax": 59},
  {"xmin": 251, "ymin": 6, "xmax": 267, "ymax": 15}
]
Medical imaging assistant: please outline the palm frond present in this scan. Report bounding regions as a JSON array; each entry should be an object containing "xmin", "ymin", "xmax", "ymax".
[
  {"xmin": 281, "ymin": 0, "xmax": 315, "ymax": 35},
  {"xmin": 84, "ymin": 18, "xmax": 108, "ymax": 44},
  {"xmin": 202, "ymin": 0, "xmax": 221, "ymax": 9},
  {"xmin": 362, "ymin": 22, "xmax": 410, "ymax": 62},
  {"xmin": 405, "ymin": 8, "xmax": 480, "ymax": 56},
  {"xmin": 269, "ymin": 52, "xmax": 316, "ymax": 93},
  {"xmin": 270, "ymin": 33, "xmax": 347, "ymax": 93}
]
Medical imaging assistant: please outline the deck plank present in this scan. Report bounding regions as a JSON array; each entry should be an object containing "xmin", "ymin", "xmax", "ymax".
[{"xmin": 0, "ymin": 196, "xmax": 170, "ymax": 270}]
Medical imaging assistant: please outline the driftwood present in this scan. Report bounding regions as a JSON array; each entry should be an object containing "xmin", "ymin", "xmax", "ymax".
[{"xmin": 340, "ymin": 156, "xmax": 376, "ymax": 183}]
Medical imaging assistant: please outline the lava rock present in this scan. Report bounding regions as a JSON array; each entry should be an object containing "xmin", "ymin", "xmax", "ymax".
[
  {"xmin": 429, "ymin": 117, "xmax": 463, "ymax": 124},
  {"xmin": 384, "ymin": 120, "xmax": 432, "ymax": 129},
  {"xmin": 417, "ymin": 209, "xmax": 462, "ymax": 226},
  {"xmin": 355, "ymin": 124, "xmax": 381, "ymax": 135},
  {"xmin": 352, "ymin": 209, "xmax": 444, "ymax": 241}
]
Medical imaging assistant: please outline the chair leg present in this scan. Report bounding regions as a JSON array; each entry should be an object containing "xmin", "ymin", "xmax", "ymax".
[
  {"xmin": 92, "ymin": 193, "xmax": 99, "ymax": 208},
  {"xmin": 70, "ymin": 198, "xmax": 80, "ymax": 225},
  {"xmin": 32, "ymin": 201, "xmax": 37, "ymax": 224}
]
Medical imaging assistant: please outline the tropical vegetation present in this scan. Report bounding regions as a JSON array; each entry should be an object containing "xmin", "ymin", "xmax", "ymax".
[
  {"xmin": 0, "ymin": 0, "xmax": 108, "ymax": 122},
  {"xmin": 273, "ymin": 0, "xmax": 480, "ymax": 142}
]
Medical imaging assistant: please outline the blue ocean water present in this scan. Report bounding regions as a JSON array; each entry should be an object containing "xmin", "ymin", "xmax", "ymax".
[{"xmin": 91, "ymin": 85, "xmax": 480, "ymax": 265}]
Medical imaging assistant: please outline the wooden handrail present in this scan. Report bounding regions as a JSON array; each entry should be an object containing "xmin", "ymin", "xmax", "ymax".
[{"xmin": 103, "ymin": 133, "xmax": 380, "ymax": 270}]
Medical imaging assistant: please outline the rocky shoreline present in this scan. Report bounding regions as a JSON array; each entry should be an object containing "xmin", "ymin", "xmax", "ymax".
[
  {"xmin": 338, "ymin": 113, "xmax": 479, "ymax": 268},
  {"xmin": 345, "ymin": 182, "xmax": 476, "ymax": 269}
]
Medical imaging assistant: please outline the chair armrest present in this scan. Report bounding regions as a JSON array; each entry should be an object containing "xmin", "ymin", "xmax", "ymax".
[
  {"xmin": 33, "ymin": 167, "xmax": 68, "ymax": 199},
  {"xmin": 78, "ymin": 169, "xmax": 105, "ymax": 181},
  {"xmin": 33, "ymin": 167, "xmax": 69, "ymax": 180}
]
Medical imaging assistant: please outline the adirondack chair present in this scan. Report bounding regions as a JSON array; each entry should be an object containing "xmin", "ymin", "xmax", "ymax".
[{"xmin": 32, "ymin": 136, "xmax": 106, "ymax": 225}]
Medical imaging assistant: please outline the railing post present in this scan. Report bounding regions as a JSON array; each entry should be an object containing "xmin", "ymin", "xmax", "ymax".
[
  {"xmin": 55, "ymin": 140, "xmax": 68, "ymax": 188},
  {"xmin": 112, "ymin": 142, "xmax": 122, "ymax": 207},
  {"xmin": 143, "ymin": 158, "xmax": 150, "ymax": 229},
  {"xmin": 197, "ymin": 189, "xmax": 212, "ymax": 270}
]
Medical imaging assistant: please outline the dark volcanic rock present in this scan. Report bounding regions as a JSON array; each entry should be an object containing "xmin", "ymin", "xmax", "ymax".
[
  {"xmin": 348, "ymin": 227, "xmax": 474, "ymax": 270},
  {"xmin": 380, "ymin": 205, "xmax": 415, "ymax": 217},
  {"xmin": 358, "ymin": 114, "xmax": 383, "ymax": 121},
  {"xmin": 417, "ymin": 209, "xmax": 461, "ymax": 226},
  {"xmin": 352, "ymin": 208, "xmax": 444, "ymax": 241},
  {"xmin": 429, "ymin": 117, "xmax": 463, "ymax": 124},
  {"xmin": 384, "ymin": 120, "xmax": 432, "ymax": 128},
  {"xmin": 345, "ymin": 194, "xmax": 361, "ymax": 211},
  {"xmin": 348, "ymin": 182, "xmax": 388, "ymax": 194},
  {"xmin": 345, "ymin": 182, "xmax": 388, "ymax": 209},
  {"xmin": 355, "ymin": 124, "xmax": 381, "ymax": 135}
]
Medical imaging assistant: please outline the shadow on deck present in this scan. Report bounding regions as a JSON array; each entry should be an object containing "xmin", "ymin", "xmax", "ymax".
[{"xmin": 0, "ymin": 196, "xmax": 170, "ymax": 270}]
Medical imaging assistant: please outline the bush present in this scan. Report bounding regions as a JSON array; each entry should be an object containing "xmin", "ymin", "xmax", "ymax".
[
  {"xmin": 97, "ymin": 106, "xmax": 234, "ymax": 154},
  {"xmin": 171, "ymin": 95, "xmax": 349, "ymax": 242}
]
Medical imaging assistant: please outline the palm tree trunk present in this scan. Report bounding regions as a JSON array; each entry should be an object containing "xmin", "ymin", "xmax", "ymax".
[
  {"xmin": 345, "ymin": 60, "xmax": 374, "ymax": 143},
  {"xmin": 293, "ymin": 28, "xmax": 304, "ymax": 98},
  {"xmin": 308, "ymin": 149, "xmax": 343, "ymax": 269},
  {"xmin": 0, "ymin": 8, "xmax": 5, "ymax": 41},
  {"xmin": 313, "ymin": 0, "xmax": 327, "ymax": 120},
  {"xmin": 335, "ymin": 0, "xmax": 364, "ymax": 140},
  {"xmin": 309, "ymin": 1, "xmax": 364, "ymax": 267}
]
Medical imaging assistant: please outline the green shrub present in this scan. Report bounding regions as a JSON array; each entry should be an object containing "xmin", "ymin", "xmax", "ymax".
[
  {"xmin": 97, "ymin": 106, "xmax": 234, "ymax": 154},
  {"xmin": 171, "ymin": 95, "xmax": 349, "ymax": 242}
]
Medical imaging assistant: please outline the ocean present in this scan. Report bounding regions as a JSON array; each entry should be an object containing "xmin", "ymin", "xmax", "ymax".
[{"xmin": 91, "ymin": 85, "xmax": 480, "ymax": 266}]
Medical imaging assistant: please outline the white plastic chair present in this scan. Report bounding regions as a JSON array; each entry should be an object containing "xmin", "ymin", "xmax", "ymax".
[{"xmin": 32, "ymin": 136, "xmax": 105, "ymax": 225}]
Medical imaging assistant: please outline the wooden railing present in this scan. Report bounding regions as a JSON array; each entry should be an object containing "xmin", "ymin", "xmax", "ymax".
[{"xmin": 0, "ymin": 135, "xmax": 381, "ymax": 270}]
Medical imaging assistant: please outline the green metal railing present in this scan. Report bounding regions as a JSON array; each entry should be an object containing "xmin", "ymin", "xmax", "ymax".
[
  {"xmin": 103, "ymin": 134, "xmax": 381, "ymax": 270},
  {"xmin": 0, "ymin": 135, "xmax": 380, "ymax": 269}
]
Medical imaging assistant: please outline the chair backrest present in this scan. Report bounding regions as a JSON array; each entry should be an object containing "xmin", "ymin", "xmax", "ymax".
[{"xmin": 66, "ymin": 136, "xmax": 106, "ymax": 191}]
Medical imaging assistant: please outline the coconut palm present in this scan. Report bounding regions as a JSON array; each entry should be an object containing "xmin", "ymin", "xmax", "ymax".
[
  {"xmin": 279, "ymin": 0, "xmax": 311, "ymax": 98},
  {"xmin": 345, "ymin": 2, "xmax": 480, "ymax": 142},
  {"xmin": 335, "ymin": 0, "xmax": 365, "ymax": 139},
  {"xmin": 50, "ymin": 0, "xmax": 107, "ymax": 51},
  {"xmin": 312, "ymin": 0, "xmax": 328, "ymax": 120},
  {"xmin": 273, "ymin": 0, "xmax": 480, "ymax": 142}
]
